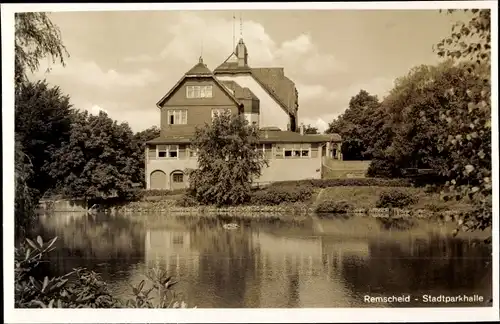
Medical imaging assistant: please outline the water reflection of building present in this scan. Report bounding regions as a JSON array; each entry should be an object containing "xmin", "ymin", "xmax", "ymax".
[
  {"xmin": 38, "ymin": 212, "xmax": 88, "ymax": 229},
  {"xmin": 145, "ymin": 230, "xmax": 200, "ymax": 276},
  {"xmin": 252, "ymin": 232, "xmax": 371, "ymax": 307}
]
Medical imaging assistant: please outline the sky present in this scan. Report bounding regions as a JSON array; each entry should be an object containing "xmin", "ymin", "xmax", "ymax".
[{"xmin": 30, "ymin": 9, "xmax": 469, "ymax": 133}]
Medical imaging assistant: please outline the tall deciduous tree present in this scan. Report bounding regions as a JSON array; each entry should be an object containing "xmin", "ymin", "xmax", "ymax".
[
  {"xmin": 133, "ymin": 126, "xmax": 161, "ymax": 187},
  {"xmin": 435, "ymin": 9, "xmax": 492, "ymax": 232},
  {"xmin": 303, "ymin": 124, "xmax": 319, "ymax": 135},
  {"xmin": 367, "ymin": 62, "xmax": 483, "ymax": 180},
  {"xmin": 326, "ymin": 89, "xmax": 381, "ymax": 160},
  {"xmin": 47, "ymin": 111, "xmax": 140, "ymax": 201},
  {"xmin": 15, "ymin": 80, "xmax": 74, "ymax": 197},
  {"xmin": 14, "ymin": 12, "xmax": 70, "ymax": 236},
  {"xmin": 187, "ymin": 112, "xmax": 268, "ymax": 206}
]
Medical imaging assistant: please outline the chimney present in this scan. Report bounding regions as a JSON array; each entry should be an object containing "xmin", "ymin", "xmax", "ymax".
[{"xmin": 300, "ymin": 124, "xmax": 304, "ymax": 135}]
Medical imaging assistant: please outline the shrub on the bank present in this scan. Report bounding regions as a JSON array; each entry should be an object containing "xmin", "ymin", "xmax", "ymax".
[
  {"xmin": 376, "ymin": 189, "xmax": 417, "ymax": 208},
  {"xmin": 141, "ymin": 189, "xmax": 186, "ymax": 197},
  {"xmin": 250, "ymin": 183, "xmax": 314, "ymax": 205},
  {"xmin": 424, "ymin": 202, "xmax": 446, "ymax": 213},
  {"xmin": 315, "ymin": 200, "xmax": 353, "ymax": 214},
  {"xmin": 175, "ymin": 194, "xmax": 200, "ymax": 207},
  {"xmin": 15, "ymin": 236, "xmax": 189, "ymax": 308},
  {"xmin": 269, "ymin": 178, "xmax": 412, "ymax": 189}
]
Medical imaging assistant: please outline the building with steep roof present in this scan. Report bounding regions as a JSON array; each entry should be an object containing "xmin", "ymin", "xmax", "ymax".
[{"xmin": 145, "ymin": 38, "xmax": 342, "ymax": 190}]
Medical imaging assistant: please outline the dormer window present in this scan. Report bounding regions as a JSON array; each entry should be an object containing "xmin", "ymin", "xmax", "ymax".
[{"xmin": 186, "ymin": 85, "xmax": 213, "ymax": 98}]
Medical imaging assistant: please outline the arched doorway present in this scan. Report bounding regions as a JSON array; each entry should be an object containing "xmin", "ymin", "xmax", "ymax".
[
  {"xmin": 150, "ymin": 170, "xmax": 167, "ymax": 189},
  {"xmin": 170, "ymin": 170, "xmax": 186, "ymax": 190}
]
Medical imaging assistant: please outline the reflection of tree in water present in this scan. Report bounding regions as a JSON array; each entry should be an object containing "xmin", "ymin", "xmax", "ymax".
[
  {"xmin": 35, "ymin": 213, "xmax": 145, "ymax": 282},
  {"xmin": 188, "ymin": 217, "xmax": 260, "ymax": 308},
  {"xmin": 339, "ymin": 234, "xmax": 492, "ymax": 300}
]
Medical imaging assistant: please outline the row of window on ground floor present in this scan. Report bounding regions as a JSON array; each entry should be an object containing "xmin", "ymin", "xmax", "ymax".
[{"xmin": 147, "ymin": 143, "xmax": 324, "ymax": 160}]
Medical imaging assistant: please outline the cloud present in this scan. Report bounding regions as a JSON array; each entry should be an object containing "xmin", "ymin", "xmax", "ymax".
[
  {"xmin": 34, "ymin": 59, "xmax": 161, "ymax": 89},
  {"xmin": 88, "ymin": 104, "xmax": 108, "ymax": 115},
  {"xmin": 297, "ymin": 76, "xmax": 396, "ymax": 128},
  {"xmin": 300, "ymin": 113, "xmax": 340, "ymax": 133},
  {"xmin": 158, "ymin": 12, "xmax": 344, "ymax": 77},
  {"xmin": 343, "ymin": 76, "xmax": 396, "ymax": 100},
  {"xmin": 296, "ymin": 83, "xmax": 339, "ymax": 102},
  {"xmin": 275, "ymin": 34, "xmax": 346, "ymax": 76},
  {"xmin": 76, "ymin": 101, "xmax": 159, "ymax": 132},
  {"xmin": 123, "ymin": 54, "xmax": 157, "ymax": 63}
]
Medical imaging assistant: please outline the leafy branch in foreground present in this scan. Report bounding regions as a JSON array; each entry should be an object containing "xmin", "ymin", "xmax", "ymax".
[
  {"xmin": 435, "ymin": 9, "xmax": 492, "ymax": 233},
  {"xmin": 15, "ymin": 236, "xmax": 192, "ymax": 308},
  {"xmin": 15, "ymin": 12, "xmax": 69, "ymax": 83}
]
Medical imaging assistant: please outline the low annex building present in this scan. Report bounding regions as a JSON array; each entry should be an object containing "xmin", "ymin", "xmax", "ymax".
[{"xmin": 145, "ymin": 38, "xmax": 342, "ymax": 190}]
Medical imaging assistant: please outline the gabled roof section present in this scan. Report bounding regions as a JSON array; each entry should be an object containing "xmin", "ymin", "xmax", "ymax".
[
  {"xmin": 219, "ymin": 80, "xmax": 258, "ymax": 100},
  {"xmin": 214, "ymin": 52, "xmax": 252, "ymax": 73},
  {"xmin": 213, "ymin": 64, "xmax": 298, "ymax": 117},
  {"xmin": 251, "ymin": 68, "xmax": 298, "ymax": 116},
  {"xmin": 185, "ymin": 57, "xmax": 212, "ymax": 76},
  {"xmin": 213, "ymin": 38, "xmax": 297, "ymax": 116},
  {"xmin": 156, "ymin": 57, "xmax": 242, "ymax": 108}
]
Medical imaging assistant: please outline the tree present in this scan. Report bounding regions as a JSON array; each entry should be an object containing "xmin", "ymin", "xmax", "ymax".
[
  {"xmin": 326, "ymin": 90, "xmax": 381, "ymax": 160},
  {"xmin": 47, "ymin": 111, "xmax": 140, "ymax": 202},
  {"xmin": 14, "ymin": 12, "xmax": 70, "ymax": 236},
  {"xmin": 187, "ymin": 112, "xmax": 268, "ymax": 206},
  {"xmin": 435, "ymin": 9, "xmax": 492, "ymax": 232},
  {"xmin": 132, "ymin": 126, "xmax": 161, "ymax": 187},
  {"xmin": 15, "ymin": 13, "xmax": 69, "ymax": 84},
  {"xmin": 15, "ymin": 80, "xmax": 74, "ymax": 198},
  {"xmin": 303, "ymin": 124, "xmax": 319, "ymax": 135}
]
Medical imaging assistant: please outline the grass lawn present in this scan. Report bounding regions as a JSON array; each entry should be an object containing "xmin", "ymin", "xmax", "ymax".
[{"xmin": 316, "ymin": 186, "xmax": 471, "ymax": 211}]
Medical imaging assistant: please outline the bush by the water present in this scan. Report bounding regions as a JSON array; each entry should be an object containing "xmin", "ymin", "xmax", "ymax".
[
  {"xmin": 141, "ymin": 189, "xmax": 186, "ymax": 197},
  {"xmin": 250, "ymin": 183, "xmax": 314, "ymax": 205},
  {"xmin": 175, "ymin": 194, "xmax": 200, "ymax": 207},
  {"xmin": 376, "ymin": 189, "xmax": 417, "ymax": 208},
  {"xmin": 315, "ymin": 200, "xmax": 353, "ymax": 213},
  {"xmin": 15, "ymin": 236, "xmax": 190, "ymax": 308},
  {"xmin": 269, "ymin": 178, "xmax": 412, "ymax": 189}
]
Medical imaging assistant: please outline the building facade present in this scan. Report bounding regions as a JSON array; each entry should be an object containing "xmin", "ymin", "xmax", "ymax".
[{"xmin": 145, "ymin": 38, "xmax": 342, "ymax": 190}]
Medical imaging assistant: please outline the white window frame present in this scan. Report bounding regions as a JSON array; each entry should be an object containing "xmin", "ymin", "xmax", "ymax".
[
  {"xmin": 167, "ymin": 110, "xmax": 187, "ymax": 125},
  {"xmin": 283, "ymin": 144, "xmax": 311, "ymax": 159},
  {"xmin": 186, "ymin": 85, "xmax": 213, "ymax": 99},
  {"xmin": 211, "ymin": 108, "xmax": 231, "ymax": 121},
  {"xmin": 172, "ymin": 172, "xmax": 184, "ymax": 183},
  {"xmin": 188, "ymin": 147, "xmax": 199, "ymax": 158},
  {"xmin": 156, "ymin": 145, "xmax": 180, "ymax": 159}
]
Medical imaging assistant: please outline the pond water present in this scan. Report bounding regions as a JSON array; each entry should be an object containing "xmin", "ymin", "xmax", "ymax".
[{"xmin": 34, "ymin": 212, "xmax": 492, "ymax": 308}]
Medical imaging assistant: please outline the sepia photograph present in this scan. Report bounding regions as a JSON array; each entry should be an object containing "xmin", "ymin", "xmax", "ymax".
[{"xmin": 2, "ymin": 1, "xmax": 498, "ymax": 323}]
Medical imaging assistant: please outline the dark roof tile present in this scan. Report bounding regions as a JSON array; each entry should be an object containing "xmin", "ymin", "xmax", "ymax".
[
  {"xmin": 220, "ymin": 80, "xmax": 258, "ymax": 100},
  {"xmin": 251, "ymin": 68, "xmax": 298, "ymax": 115},
  {"xmin": 147, "ymin": 130, "xmax": 341, "ymax": 144},
  {"xmin": 185, "ymin": 62, "xmax": 212, "ymax": 76}
]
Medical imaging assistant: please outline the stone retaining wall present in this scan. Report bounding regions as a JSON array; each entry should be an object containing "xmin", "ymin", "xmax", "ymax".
[{"xmin": 40, "ymin": 199, "xmax": 463, "ymax": 223}]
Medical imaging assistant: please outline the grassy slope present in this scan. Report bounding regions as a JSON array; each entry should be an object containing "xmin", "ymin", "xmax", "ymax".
[{"xmin": 316, "ymin": 186, "xmax": 471, "ymax": 211}]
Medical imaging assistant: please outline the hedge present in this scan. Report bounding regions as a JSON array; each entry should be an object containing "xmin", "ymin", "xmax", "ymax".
[{"xmin": 269, "ymin": 178, "xmax": 413, "ymax": 189}]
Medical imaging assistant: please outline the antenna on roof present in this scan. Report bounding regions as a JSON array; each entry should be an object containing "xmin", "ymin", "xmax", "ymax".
[
  {"xmin": 232, "ymin": 12, "xmax": 236, "ymax": 50},
  {"xmin": 240, "ymin": 12, "xmax": 243, "ymax": 38}
]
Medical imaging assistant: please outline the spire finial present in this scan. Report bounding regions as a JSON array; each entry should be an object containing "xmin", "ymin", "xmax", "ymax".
[{"xmin": 199, "ymin": 39, "xmax": 204, "ymax": 63}]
